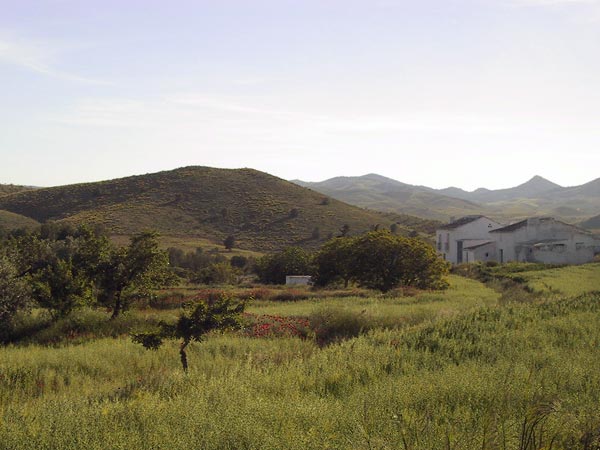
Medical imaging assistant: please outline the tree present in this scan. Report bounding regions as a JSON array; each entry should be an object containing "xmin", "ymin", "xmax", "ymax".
[
  {"xmin": 30, "ymin": 258, "xmax": 91, "ymax": 318},
  {"xmin": 223, "ymin": 235, "xmax": 235, "ymax": 251},
  {"xmin": 133, "ymin": 295, "xmax": 245, "ymax": 371},
  {"xmin": 313, "ymin": 238, "xmax": 354, "ymax": 287},
  {"xmin": 255, "ymin": 247, "xmax": 313, "ymax": 284},
  {"xmin": 313, "ymin": 231, "xmax": 449, "ymax": 292},
  {"xmin": 0, "ymin": 255, "xmax": 31, "ymax": 341},
  {"xmin": 7, "ymin": 225, "xmax": 109, "ymax": 319},
  {"xmin": 230, "ymin": 255, "xmax": 247, "ymax": 269},
  {"xmin": 339, "ymin": 224, "xmax": 350, "ymax": 237},
  {"xmin": 191, "ymin": 262, "xmax": 237, "ymax": 285},
  {"xmin": 347, "ymin": 231, "xmax": 449, "ymax": 292},
  {"xmin": 97, "ymin": 232, "xmax": 173, "ymax": 319}
]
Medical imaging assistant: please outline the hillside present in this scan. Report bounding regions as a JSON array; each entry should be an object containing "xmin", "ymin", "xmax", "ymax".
[
  {"xmin": 580, "ymin": 213, "xmax": 600, "ymax": 232},
  {"xmin": 0, "ymin": 210, "xmax": 40, "ymax": 232},
  {"xmin": 0, "ymin": 167, "xmax": 432, "ymax": 251},
  {"xmin": 294, "ymin": 174, "xmax": 600, "ymax": 222},
  {"xmin": 0, "ymin": 184, "xmax": 36, "ymax": 196},
  {"xmin": 294, "ymin": 174, "xmax": 484, "ymax": 221}
]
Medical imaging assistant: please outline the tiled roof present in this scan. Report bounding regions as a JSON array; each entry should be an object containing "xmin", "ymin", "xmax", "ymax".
[{"xmin": 438, "ymin": 215, "xmax": 484, "ymax": 230}]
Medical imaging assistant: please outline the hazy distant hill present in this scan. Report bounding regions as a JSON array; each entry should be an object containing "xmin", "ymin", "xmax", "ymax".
[
  {"xmin": 580, "ymin": 213, "xmax": 600, "ymax": 231},
  {"xmin": 0, "ymin": 167, "xmax": 433, "ymax": 251},
  {"xmin": 294, "ymin": 174, "xmax": 483, "ymax": 221},
  {"xmin": 436, "ymin": 176, "xmax": 562, "ymax": 203},
  {"xmin": 293, "ymin": 174, "xmax": 600, "ymax": 222}
]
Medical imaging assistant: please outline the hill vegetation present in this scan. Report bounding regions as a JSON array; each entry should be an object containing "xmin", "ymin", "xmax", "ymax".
[
  {"xmin": 0, "ymin": 210, "xmax": 40, "ymax": 233},
  {"xmin": 295, "ymin": 174, "xmax": 600, "ymax": 223},
  {"xmin": 0, "ymin": 167, "xmax": 434, "ymax": 252},
  {"xmin": 0, "ymin": 184, "xmax": 35, "ymax": 196}
]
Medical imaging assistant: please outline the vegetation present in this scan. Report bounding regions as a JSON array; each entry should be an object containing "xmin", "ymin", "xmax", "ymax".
[
  {"xmin": 0, "ymin": 184, "xmax": 35, "ymax": 196},
  {"xmin": 0, "ymin": 210, "xmax": 40, "ymax": 235},
  {"xmin": 314, "ymin": 231, "xmax": 449, "ymax": 291},
  {"xmin": 2, "ymin": 208, "xmax": 600, "ymax": 449},
  {"xmin": 1, "ymin": 268, "xmax": 600, "ymax": 448},
  {"xmin": 0, "ymin": 167, "xmax": 434, "ymax": 252},
  {"xmin": 0, "ymin": 224, "xmax": 173, "ymax": 323},
  {"xmin": 133, "ymin": 295, "xmax": 246, "ymax": 371},
  {"xmin": 0, "ymin": 255, "xmax": 31, "ymax": 340},
  {"xmin": 255, "ymin": 247, "xmax": 313, "ymax": 284}
]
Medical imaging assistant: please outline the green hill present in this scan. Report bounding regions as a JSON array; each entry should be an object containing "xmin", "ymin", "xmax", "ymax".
[
  {"xmin": 0, "ymin": 184, "xmax": 36, "ymax": 196},
  {"xmin": 0, "ymin": 167, "xmax": 433, "ymax": 251},
  {"xmin": 0, "ymin": 210, "xmax": 40, "ymax": 232}
]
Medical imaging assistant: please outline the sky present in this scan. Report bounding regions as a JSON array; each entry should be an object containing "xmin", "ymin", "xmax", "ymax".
[{"xmin": 1, "ymin": 0, "xmax": 599, "ymax": 191}]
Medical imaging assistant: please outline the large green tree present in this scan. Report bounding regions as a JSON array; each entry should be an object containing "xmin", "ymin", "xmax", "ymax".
[
  {"xmin": 314, "ymin": 231, "xmax": 449, "ymax": 292},
  {"xmin": 313, "ymin": 237, "xmax": 354, "ymax": 287}
]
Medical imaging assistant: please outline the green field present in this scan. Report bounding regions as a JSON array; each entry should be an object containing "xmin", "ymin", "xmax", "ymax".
[
  {"xmin": 506, "ymin": 262, "xmax": 600, "ymax": 297},
  {"xmin": 2, "ymin": 265, "xmax": 600, "ymax": 449}
]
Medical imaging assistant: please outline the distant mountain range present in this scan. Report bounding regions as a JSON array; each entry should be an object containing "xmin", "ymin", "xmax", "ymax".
[
  {"xmin": 0, "ymin": 167, "xmax": 436, "ymax": 251},
  {"xmin": 293, "ymin": 174, "xmax": 600, "ymax": 226}
]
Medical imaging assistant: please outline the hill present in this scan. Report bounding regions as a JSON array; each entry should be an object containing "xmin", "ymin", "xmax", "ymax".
[
  {"xmin": 294, "ymin": 174, "xmax": 600, "ymax": 223},
  {"xmin": 0, "ymin": 184, "xmax": 36, "ymax": 196},
  {"xmin": 580, "ymin": 213, "xmax": 600, "ymax": 232},
  {"xmin": 294, "ymin": 174, "xmax": 483, "ymax": 221},
  {"xmin": 0, "ymin": 167, "xmax": 433, "ymax": 252},
  {"xmin": 0, "ymin": 210, "xmax": 40, "ymax": 232}
]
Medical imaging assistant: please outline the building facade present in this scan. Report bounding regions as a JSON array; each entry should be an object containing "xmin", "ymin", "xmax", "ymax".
[{"xmin": 436, "ymin": 216, "xmax": 599, "ymax": 265}]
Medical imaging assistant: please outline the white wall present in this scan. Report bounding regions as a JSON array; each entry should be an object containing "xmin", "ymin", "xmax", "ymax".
[
  {"xmin": 493, "ymin": 218, "xmax": 597, "ymax": 264},
  {"xmin": 436, "ymin": 217, "xmax": 503, "ymax": 264}
]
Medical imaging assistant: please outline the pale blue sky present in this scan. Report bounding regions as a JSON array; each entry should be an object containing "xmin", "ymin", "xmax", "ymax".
[{"xmin": 1, "ymin": 0, "xmax": 599, "ymax": 190}]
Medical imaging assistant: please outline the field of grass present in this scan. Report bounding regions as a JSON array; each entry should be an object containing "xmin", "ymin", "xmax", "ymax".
[
  {"xmin": 2, "ymin": 269, "xmax": 600, "ymax": 449},
  {"xmin": 505, "ymin": 262, "xmax": 600, "ymax": 297}
]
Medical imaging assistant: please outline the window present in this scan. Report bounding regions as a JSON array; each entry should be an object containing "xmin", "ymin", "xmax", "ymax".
[{"xmin": 576, "ymin": 242, "xmax": 585, "ymax": 250}]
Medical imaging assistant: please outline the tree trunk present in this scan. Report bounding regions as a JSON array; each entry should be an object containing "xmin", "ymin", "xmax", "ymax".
[
  {"xmin": 110, "ymin": 292, "xmax": 122, "ymax": 320},
  {"xmin": 179, "ymin": 339, "xmax": 189, "ymax": 372}
]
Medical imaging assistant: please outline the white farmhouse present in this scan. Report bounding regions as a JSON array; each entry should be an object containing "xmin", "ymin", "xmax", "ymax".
[
  {"xmin": 436, "ymin": 215, "xmax": 504, "ymax": 264},
  {"xmin": 436, "ymin": 216, "xmax": 600, "ymax": 265},
  {"xmin": 490, "ymin": 217, "xmax": 599, "ymax": 264}
]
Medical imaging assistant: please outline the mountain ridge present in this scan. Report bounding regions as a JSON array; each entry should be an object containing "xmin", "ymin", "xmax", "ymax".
[{"xmin": 292, "ymin": 174, "xmax": 600, "ymax": 224}]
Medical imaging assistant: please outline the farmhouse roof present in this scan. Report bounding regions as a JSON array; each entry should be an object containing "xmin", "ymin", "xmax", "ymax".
[
  {"xmin": 438, "ymin": 215, "xmax": 484, "ymax": 230},
  {"xmin": 489, "ymin": 219, "xmax": 527, "ymax": 233},
  {"xmin": 490, "ymin": 217, "xmax": 594, "ymax": 235},
  {"xmin": 462, "ymin": 240, "xmax": 495, "ymax": 250}
]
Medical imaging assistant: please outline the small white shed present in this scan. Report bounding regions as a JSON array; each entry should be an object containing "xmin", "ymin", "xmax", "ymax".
[{"xmin": 285, "ymin": 275, "xmax": 312, "ymax": 286}]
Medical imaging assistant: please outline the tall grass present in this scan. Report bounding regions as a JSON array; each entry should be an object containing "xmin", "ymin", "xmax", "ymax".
[{"xmin": 2, "ymin": 284, "xmax": 600, "ymax": 448}]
